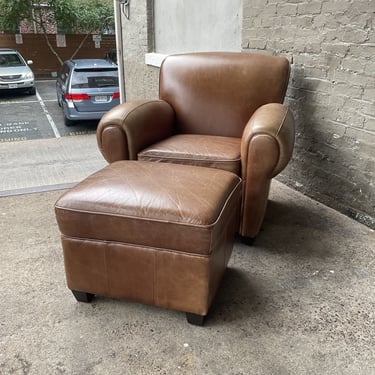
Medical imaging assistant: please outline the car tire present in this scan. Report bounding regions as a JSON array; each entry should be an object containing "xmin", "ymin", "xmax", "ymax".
[
  {"xmin": 64, "ymin": 116, "xmax": 75, "ymax": 126},
  {"xmin": 28, "ymin": 87, "xmax": 36, "ymax": 95}
]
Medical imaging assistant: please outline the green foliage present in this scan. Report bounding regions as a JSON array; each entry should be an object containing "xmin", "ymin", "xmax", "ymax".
[
  {"xmin": 0, "ymin": 0, "xmax": 33, "ymax": 32},
  {"xmin": 50, "ymin": 0, "xmax": 77, "ymax": 33},
  {"xmin": 0, "ymin": 0, "xmax": 114, "ymax": 34},
  {"xmin": 74, "ymin": 0, "xmax": 115, "ymax": 34}
]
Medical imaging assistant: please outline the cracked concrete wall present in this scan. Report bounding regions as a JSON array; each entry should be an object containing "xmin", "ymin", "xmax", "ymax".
[{"xmin": 120, "ymin": 0, "xmax": 375, "ymax": 228}]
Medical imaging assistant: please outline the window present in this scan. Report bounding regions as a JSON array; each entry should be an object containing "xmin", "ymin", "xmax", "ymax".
[{"xmin": 71, "ymin": 69, "xmax": 119, "ymax": 89}]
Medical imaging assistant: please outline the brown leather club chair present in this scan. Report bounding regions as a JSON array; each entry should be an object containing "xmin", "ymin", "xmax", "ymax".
[{"xmin": 96, "ymin": 52, "xmax": 295, "ymax": 243}]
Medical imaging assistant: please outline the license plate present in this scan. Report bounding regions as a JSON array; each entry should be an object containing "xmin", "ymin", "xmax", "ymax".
[
  {"xmin": 94, "ymin": 95, "xmax": 108, "ymax": 102},
  {"xmin": 8, "ymin": 84, "xmax": 18, "ymax": 89}
]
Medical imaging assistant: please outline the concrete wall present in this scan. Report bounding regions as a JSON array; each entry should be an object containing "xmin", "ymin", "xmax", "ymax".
[
  {"xmin": 120, "ymin": 0, "xmax": 159, "ymax": 99},
  {"xmin": 121, "ymin": 0, "xmax": 242, "ymax": 99},
  {"xmin": 120, "ymin": 0, "xmax": 375, "ymax": 228},
  {"xmin": 154, "ymin": 0, "xmax": 242, "ymax": 53}
]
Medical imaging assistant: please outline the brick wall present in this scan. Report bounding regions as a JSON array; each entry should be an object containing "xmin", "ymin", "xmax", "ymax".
[
  {"xmin": 242, "ymin": 0, "xmax": 374, "ymax": 227},
  {"xmin": 121, "ymin": 0, "xmax": 375, "ymax": 228}
]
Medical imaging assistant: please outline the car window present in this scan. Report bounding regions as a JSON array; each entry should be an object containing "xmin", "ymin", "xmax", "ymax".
[
  {"xmin": 0, "ymin": 53, "xmax": 25, "ymax": 67},
  {"xmin": 71, "ymin": 68, "xmax": 119, "ymax": 89}
]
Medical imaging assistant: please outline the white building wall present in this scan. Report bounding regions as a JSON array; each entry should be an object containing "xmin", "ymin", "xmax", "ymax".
[{"xmin": 154, "ymin": 0, "xmax": 242, "ymax": 54}]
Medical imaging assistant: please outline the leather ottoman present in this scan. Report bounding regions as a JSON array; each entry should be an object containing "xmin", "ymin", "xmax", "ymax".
[{"xmin": 55, "ymin": 161, "xmax": 242, "ymax": 325}]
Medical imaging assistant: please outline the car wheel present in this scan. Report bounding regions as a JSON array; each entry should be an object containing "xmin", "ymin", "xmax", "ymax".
[
  {"xmin": 28, "ymin": 87, "xmax": 36, "ymax": 95},
  {"xmin": 64, "ymin": 116, "xmax": 75, "ymax": 126}
]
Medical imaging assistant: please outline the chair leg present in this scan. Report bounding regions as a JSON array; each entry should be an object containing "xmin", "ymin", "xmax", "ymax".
[
  {"xmin": 186, "ymin": 312, "xmax": 205, "ymax": 326},
  {"xmin": 240, "ymin": 235, "xmax": 255, "ymax": 246},
  {"xmin": 71, "ymin": 290, "xmax": 94, "ymax": 303}
]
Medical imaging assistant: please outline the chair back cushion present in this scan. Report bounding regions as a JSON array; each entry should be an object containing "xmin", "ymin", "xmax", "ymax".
[{"xmin": 159, "ymin": 52, "xmax": 290, "ymax": 138}]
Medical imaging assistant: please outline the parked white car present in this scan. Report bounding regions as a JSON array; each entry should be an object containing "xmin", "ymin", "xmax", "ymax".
[{"xmin": 0, "ymin": 48, "xmax": 36, "ymax": 95}]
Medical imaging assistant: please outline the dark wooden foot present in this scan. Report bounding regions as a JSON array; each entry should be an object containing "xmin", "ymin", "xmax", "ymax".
[
  {"xmin": 186, "ymin": 312, "xmax": 205, "ymax": 326},
  {"xmin": 240, "ymin": 235, "xmax": 256, "ymax": 246},
  {"xmin": 71, "ymin": 290, "xmax": 94, "ymax": 303}
]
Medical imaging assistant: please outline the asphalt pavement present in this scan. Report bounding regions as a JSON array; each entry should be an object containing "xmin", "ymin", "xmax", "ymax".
[{"xmin": 0, "ymin": 80, "xmax": 98, "ymax": 142}]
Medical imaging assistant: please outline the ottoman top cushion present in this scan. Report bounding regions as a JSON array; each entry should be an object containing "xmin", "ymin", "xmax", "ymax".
[{"xmin": 55, "ymin": 161, "xmax": 241, "ymax": 254}]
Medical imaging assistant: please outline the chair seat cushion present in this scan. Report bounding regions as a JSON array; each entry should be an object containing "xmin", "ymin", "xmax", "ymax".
[{"xmin": 138, "ymin": 134, "xmax": 241, "ymax": 175}]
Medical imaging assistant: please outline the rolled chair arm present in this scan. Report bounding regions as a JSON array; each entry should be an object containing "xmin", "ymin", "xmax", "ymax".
[
  {"xmin": 97, "ymin": 100, "xmax": 175, "ymax": 163},
  {"xmin": 240, "ymin": 103, "xmax": 295, "ymax": 238}
]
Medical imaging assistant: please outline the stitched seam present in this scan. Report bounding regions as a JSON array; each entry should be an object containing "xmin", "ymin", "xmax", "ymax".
[
  {"xmin": 56, "ymin": 194, "xmax": 240, "ymax": 228},
  {"xmin": 104, "ymin": 242, "xmax": 110, "ymax": 296},
  {"xmin": 61, "ymin": 235, "xmax": 211, "ymax": 259},
  {"xmin": 276, "ymin": 107, "xmax": 288, "ymax": 136},
  {"xmin": 140, "ymin": 155, "xmax": 241, "ymax": 163},
  {"xmin": 154, "ymin": 252, "xmax": 157, "ymax": 306}
]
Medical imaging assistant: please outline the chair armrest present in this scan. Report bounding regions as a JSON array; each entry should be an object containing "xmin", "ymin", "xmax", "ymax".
[
  {"xmin": 241, "ymin": 103, "xmax": 295, "ymax": 178},
  {"xmin": 239, "ymin": 103, "xmax": 295, "ymax": 238},
  {"xmin": 97, "ymin": 99, "xmax": 175, "ymax": 163}
]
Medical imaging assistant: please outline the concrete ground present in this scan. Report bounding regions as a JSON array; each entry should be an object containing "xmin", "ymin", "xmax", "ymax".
[
  {"xmin": 0, "ymin": 134, "xmax": 106, "ymax": 196},
  {"xmin": 0, "ymin": 135, "xmax": 374, "ymax": 374}
]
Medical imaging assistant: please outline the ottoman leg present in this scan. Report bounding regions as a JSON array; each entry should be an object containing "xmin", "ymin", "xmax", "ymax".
[
  {"xmin": 186, "ymin": 313, "xmax": 205, "ymax": 326},
  {"xmin": 71, "ymin": 290, "xmax": 94, "ymax": 303}
]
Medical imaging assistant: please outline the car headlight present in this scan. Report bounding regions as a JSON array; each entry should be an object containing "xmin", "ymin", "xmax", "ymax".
[{"xmin": 24, "ymin": 72, "xmax": 34, "ymax": 79}]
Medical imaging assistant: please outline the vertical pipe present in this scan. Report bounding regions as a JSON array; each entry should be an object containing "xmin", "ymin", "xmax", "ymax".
[{"xmin": 114, "ymin": 0, "xmax": 126, "ymax": 103}]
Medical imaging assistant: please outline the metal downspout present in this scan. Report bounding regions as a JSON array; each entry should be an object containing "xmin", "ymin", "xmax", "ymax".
[{"xmin": 114, "ymin": 0, "xmax": 127, "ymax": 103}]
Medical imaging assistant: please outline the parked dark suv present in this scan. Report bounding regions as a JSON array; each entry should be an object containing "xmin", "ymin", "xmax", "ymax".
[
  {"xmin": 0, "ymin": 48, "xmax": 35, "ymax": 95},
  {"xmin": 56, "ymin": 59, "xmax": 120, "ymax": 126}
]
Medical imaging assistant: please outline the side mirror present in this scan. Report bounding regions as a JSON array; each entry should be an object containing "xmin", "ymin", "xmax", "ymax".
[{"xmin": 27, "ymin": 60, "xmax": 33, "ymax": 65}]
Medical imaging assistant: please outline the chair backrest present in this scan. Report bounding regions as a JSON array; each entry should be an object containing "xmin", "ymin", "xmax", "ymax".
[{"xmin": 159, "ymin": 52, "xmax": 290, "ymax": 138}]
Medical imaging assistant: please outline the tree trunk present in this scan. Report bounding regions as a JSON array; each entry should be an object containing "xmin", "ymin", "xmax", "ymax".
[{"xmin": 70, "ymin": 33, "xmax": 91, "ymax": 60}]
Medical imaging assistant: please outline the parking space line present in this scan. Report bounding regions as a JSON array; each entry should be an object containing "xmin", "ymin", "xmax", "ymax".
[
  {"xmin": 0, "ymin": 99, "xmax": 39, "ymax": 105},
  {"xmin": 36, "ymin": 90, "xmax": 61, "ymax": 138}
]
